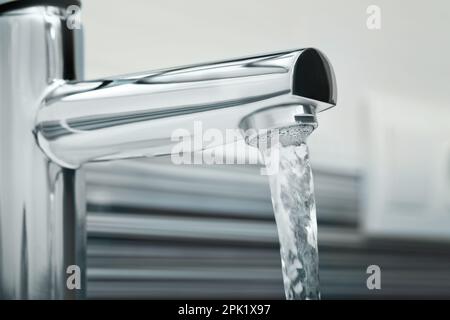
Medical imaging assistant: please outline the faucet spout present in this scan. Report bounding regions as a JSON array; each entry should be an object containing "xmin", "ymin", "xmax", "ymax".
[{"xmin": 35, "ymin": 48, "xmax": 336, "ymax": 168}]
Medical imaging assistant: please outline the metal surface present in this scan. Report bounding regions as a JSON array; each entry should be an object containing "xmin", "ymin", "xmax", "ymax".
[
  {"xmin": 0, "ymin": 6, "xmax": 84, "ymax": 299},
  {"xmin": 35, "ymin": 48, "xmax": 336, "ymax": 168},
  {"xmin": 85, "ymin": 160, "xmax": 450, "ymax": 299},
  {"xmin": 84, "ymin": 159, "xmax": 358, "ymax": 299},
  {"xmin": 0, "ymin": 1, "xmax": 81, "ymax": 10},
  {"xmin": 0, "ymin": 2, "xmax": 336, "ymax": 299}
]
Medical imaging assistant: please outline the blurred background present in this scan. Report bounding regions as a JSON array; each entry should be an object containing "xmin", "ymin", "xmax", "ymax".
[{"xmin": 81, "ymin": 0, "xmax": 450, "ymax": 299}]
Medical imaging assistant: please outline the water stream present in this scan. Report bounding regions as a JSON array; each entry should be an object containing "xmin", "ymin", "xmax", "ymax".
[{"xmin": 260, "ymin": 125, "xmax": 320, "ymax": 300}]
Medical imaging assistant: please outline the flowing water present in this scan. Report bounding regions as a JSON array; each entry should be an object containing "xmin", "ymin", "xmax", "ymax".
[{"xmin": 260, "ymin": 125, "xmax": 320, "ymax": 300}]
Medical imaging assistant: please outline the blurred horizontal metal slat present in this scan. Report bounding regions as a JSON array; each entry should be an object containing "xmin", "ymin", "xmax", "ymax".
[{"xmin": 85, "ymin": 158, "xmax": 450, "ymax": 299}]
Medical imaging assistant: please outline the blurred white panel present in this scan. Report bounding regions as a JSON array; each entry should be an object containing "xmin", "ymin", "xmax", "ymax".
[
  {"xmin": 363, "ymin": 93, "xmax": 450, "ymax": 239},
  {"xmin": 387, "ymin": 125, "xmax": 431, "ymax": 208}
]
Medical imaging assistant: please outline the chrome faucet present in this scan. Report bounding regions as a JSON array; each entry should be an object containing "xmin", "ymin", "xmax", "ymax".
[{"xmin": 0, "ymin": 0, "xmax": 336, "ymax": 299}]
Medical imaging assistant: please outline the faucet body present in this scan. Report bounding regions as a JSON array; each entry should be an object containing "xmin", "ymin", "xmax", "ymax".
[
  {"xmin": 0, "ymin": 1, "xmax": 336, "ymax": 299},
  {"xmin": 0, "ymin": 2, "xmax": 85, "ymax": 299}
]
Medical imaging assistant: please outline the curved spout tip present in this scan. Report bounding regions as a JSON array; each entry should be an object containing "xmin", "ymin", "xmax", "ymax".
[
  {"xmin": 292, "ymin": 48, "xmax": 337, "ymax": 111},
  {"xmin": 239, "ymin": 48, "xmax": 337, "ymax": 147}
]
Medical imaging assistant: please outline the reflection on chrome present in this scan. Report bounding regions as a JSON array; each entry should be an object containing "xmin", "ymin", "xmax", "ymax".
[
  {"xmin": 0, "ymin": 0, "xmax": 336, "ymax": 299},
  {"xmin": 36, "ymin": 48, "xmax": 336, "ymax": 168}
]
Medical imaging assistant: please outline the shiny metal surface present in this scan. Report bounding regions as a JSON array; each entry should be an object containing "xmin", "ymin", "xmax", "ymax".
[
  {"xmin": 0, "ymin": 1, "xmax": 81, "ymax": 9},
  {"xmin": 35, "ymin": 48, "xmax": 336, "ymax": 168},
  {"xmin": 0, "ymin": 2, "xmax": 336, "ymax": 299},
  {"xmin": 85, "ymin": 160, "xmax": 450, "ymax": 299},
  {"xmin": 0, "ymin": 6, "xmax": 84, "ymax": 299}
]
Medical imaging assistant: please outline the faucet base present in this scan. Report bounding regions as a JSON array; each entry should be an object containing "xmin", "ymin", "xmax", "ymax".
[{"xmin": 0, "ymin": 5, "xmax": 85, "ymax": 299}]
